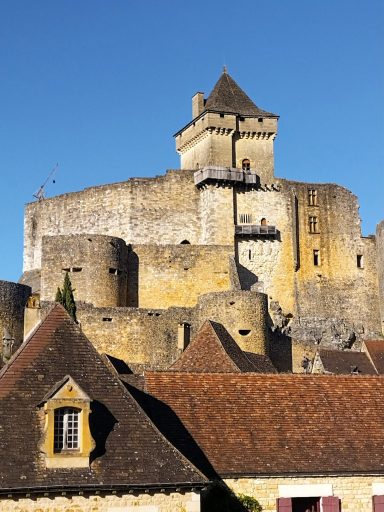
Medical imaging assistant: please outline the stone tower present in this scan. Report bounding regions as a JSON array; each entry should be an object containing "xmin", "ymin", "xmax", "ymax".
[{"xmin": 175, "ymin": 68, "xmax": 279, "ymax": 184}]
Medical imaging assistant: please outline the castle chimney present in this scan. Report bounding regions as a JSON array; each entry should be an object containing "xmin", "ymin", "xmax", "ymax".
[{"xmin": 192, "ymin": 92, "xmax": 204, "ymax": 119}]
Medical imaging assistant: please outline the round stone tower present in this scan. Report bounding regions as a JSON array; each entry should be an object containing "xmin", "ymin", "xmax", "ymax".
[
  {"xmin": 197, "ymin": 290, "xmax": 269, "ymax": 354},
  {"xmin": 0, "ymin": 280, "xmax": 31, "ymax": 360},
  {"xmin": 40, "ymin": 235, "xmax": 129, "ymax": 307}
]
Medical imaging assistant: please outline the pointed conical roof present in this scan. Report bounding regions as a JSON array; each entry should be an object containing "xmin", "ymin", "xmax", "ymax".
[{"xmin": 204, "ymin": 69, "xmax": 277, "ymax": 117}]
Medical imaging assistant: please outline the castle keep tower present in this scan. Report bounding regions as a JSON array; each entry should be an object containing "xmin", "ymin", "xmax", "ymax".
[{"xmin": 175, "ymin": 68, "xmax": 278, "ymax": 183}]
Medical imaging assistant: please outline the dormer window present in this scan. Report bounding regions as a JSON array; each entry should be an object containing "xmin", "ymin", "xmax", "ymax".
[
  {"xmin": 242, "ymin": 159, "xmax": 251, "ymax": 171},
  {"xmin": 39, "ymin": 375, "xmax": 95, "ymax": 468}
]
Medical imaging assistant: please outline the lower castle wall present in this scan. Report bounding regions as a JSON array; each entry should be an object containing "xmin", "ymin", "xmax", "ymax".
[
  {"xmin": 0, "ymin": 490, "xmax": 200, "ymax": 512},
  {"xmin": 226, "ymin": 474, "xmax": 384, "ymax": 512}
]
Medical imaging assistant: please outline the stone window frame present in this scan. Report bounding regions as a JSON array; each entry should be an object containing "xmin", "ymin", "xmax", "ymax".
[
  {"xmin": 308, "ymin": 188, "xmax": 318, "ymax": 206},
  {"xmin": 39, "ymin": 375, "xmax": 95, "ymax": 468},
  {"xmin": 309, "ymin": 216, "xmax": 319, "ymax": 234}
]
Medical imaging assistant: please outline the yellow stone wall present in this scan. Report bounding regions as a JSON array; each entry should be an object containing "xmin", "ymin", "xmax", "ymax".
[
  {"xmin": 226, "ymin": 475, "xmax": 384, "ymax": 511},
  {"xmin": 0, "ymin": 490, "xmax": 200, "ymax": 512}
]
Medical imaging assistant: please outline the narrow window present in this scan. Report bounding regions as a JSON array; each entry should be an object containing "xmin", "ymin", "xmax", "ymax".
[
  {"xmin": 239, "ymin": 116, "xmax": 245, "ymax": 122},
  {"xmin": 102, "ymin": 317, "xmax": 113, "ymax": 322},
  {"xmin": 109, "ymin": 268, "xmax": 121, "ymax": 275},
  {"xmin": 72, "ymin": 267, "xmax": 82, "ymax": 273},
  {"xmin": 242, "ymin": 158, "xmax": 251, "ymax": 171},
  {"xmin": 220, "ymin": 113, "xmax": 225, "ymax": 118},
  {"xmin": 239, "ymin": 213, "xmax": 252, "ymax": 224},
  {"xmin": 248, "ymin": 249, "xmax": 252, "ymax": 260},
  {"xmin": 54, "ymin": 407, "xmax": 80, "ymax": 452},
  {"xmin": 309, "ymin": 216, "xmax": 319, "ymax": 233},
  {"xmin": 260, "ymin": 218, "xmax": 267, "ymax": 226},
  {"xmin": 313, "ymin": 249, "xmax": 320, "ymax": 266},
  {"xmin": 258, "ymin": 118, "xmax": 263, "ymax": 123},
  {"xmin": 308, "ymin": 189, "xmax": 318, "ymax": 206},
  {"xmin": 357, "ymin": 254, "xmax": 363, "ymax": 268}
]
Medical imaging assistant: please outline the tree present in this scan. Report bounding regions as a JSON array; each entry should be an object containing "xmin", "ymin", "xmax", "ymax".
[{"xmin": 56, "ymin": 272, "xmax": 77, "ymax": 322}]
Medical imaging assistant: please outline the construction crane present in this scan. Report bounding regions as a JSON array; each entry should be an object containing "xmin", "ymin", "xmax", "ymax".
[{"xmin": 33, "ymin": 163, "xmax": 59, "ymax": 201}]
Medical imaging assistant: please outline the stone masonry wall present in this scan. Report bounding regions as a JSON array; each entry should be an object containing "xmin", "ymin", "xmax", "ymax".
[
  {"xmin": 41, "ymin": 235, "xmax": 129, "ymax": 306},
  {"xmin": 226, "ymin": 474, "xmax": 384, "ymax": 512},
  {"xmin": 376, "ymin": 220, "xmax": 384, "ymax": 335},
  {"xmin": 128, "ymin": 245, "xmax": 233, "ymax": 308},
  {"xmin": 0, "ymin": 281, "xmax": 31, "ymax": 355},
  {"xmin": 0, "ymin": 490, "xmax": 200, "ymax": 512},
  {"xmin": 24, "ymin": 169, "xmax": 200, "ymax": 272}
]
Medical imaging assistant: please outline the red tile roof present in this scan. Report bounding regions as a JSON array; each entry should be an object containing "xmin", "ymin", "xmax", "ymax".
[
  {"xmin": 144, "ymin": 371, "xmax": 384, "ymax": 477},
  {"xmin": 0, "ymin": 305, "xmax": 206, "ymax": 491}
]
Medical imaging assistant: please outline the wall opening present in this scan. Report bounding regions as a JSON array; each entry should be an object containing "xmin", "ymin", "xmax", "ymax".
[
  {"xmin": 109, "ymin": 268, "xmax": 122, "ymax": 275},
  {"xmin": 242, "ymin": 158, "xmax": 251, "ymax": 171},
  {"xmin": 313, "ymin": 250, "xmax": 320, "ymax": 266},
  {"xmin": 238, "ymin": 329, "xmax": 251, "ymax": 336},
  {"xmin": 180, "ymin": 240, "xmax": 191, "ymax": 244},
  {"xmin": 102, "ymin": 317, "xmax": 113, "ymax": 322},
  {"xmin": 261, "ymin": 217, "xmax": 267, "ymax": 226},
  {"xmin": 177, "ymin": 322, "xmax": 191, "ymax": 350},
  {"xmin": 357, "ymin": 254, "xmax": 364, "ymax": 268}
]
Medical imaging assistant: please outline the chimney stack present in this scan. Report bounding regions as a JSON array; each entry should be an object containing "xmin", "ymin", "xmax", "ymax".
[{"xmin": 192, "ymin": 92, "xmax": 204, "ymax": 119}]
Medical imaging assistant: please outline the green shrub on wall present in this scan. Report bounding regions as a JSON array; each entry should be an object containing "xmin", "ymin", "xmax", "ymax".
[{"xmin": 201, "ymin": 481, "xmax": 262, "ymax": 512}]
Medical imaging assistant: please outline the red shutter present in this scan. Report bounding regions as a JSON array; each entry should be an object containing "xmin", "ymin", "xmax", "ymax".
[
  {"xmin": 277, "ymin": 498, "xmax": 292, "ymax": 511},
  {"xmin": 322, "ymin": 496, "xmax": 340, "ymax": 512},
  {"xmin": 373, "ymin": 495, "xmax": 384, "ymax": 512}
]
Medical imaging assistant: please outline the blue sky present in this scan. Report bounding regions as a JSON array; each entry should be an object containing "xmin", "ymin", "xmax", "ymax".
[{"xmin": 0, "ymin": 0, "xmax": 383, "ymax": 282}]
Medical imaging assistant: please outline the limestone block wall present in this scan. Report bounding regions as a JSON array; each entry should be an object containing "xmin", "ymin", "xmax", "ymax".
[
  {"xmin": 41, "ymin": 235, "xmax": 129, "ymax": 307},
  {"xmin": 196, "ymin": 291, "xmax": 269, "ymax": 354},
  {"xmin": 24, "ymin": 169, "xmax": 201, "ymax": 272},
  {"xmin": 128, "ymin": 244, "xmax": 233, "ymax": 309},
  {"xmin": 76, "ymin": 304, "xmax": 196, "ymax": 370},
  {"xmin": 199, "ymin": 184, "xmax": 235, "ymax": 245},
  {"xmin": 0, "ymin": 490, "xmax": 201, "ymax": 512},
  {"xmin": 376, "ymin": 220, "xmax": 384, "ymax": 334},
  {"xmin": 226, "ymin": 474, "xmax": 384, "ymax": 512},
  {"xmin": 235, "ymin": 186, "xmax": 295, "ymax": 311},
  {"xmin": 0, "ymin": 281, "xmax": 31, "ymax": 354},
  {"xmin": 290, "ymin": 180, "xmax": 381, "ymax": 339}
]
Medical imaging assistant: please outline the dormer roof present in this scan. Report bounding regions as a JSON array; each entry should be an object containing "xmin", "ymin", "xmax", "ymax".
[{"xmin": 203, "ymin": 70, "xmax": 278, "ymax": 118}]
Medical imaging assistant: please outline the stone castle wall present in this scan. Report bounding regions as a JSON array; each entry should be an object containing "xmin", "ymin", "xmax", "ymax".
[
  {"xmin": 0, "ymin": 281, "xmax": 31, "ymax": 355},
  {"xmin": 376, "ymin": 220, "xmax": 384, "ymax": 335},
  {"xmin": 128, "ymin": 244, "xmax": 233, "ymax": 308},
  {"xmin": 41, "ymin": 235, "xmax": 129, "ymax": 307},
  {"xmin": 24, "ymin": 169, "xmax": 201, "ymax": 272}
]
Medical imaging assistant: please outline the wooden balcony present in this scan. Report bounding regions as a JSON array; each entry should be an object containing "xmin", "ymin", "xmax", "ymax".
[
  {"xmin": 235, "ymin": 225, "xmax": 277, "ymax": 236},
  {"xmin": 194, "ymin": 167, "xmax": 258, "ymax": 186}
]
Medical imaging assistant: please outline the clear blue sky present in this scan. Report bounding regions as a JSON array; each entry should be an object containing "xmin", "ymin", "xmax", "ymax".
[{"xmin": 0, "ymin": 0, "xmax": 383, "ymax": 282}]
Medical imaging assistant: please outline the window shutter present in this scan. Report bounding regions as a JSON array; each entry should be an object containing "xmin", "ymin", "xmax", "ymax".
[
  {"xmin": 277, "ymin": 498, "xmax": 292, "ymax": 511},
  {"xmin": 322, "ymin": 496, "xmax": 340, "ymax": 512},
  {"xmin": 373, "ymin": 495, "xmax": 384, "ymax": 512}
]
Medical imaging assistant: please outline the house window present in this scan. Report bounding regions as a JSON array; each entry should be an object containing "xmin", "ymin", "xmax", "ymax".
[
  {"xmin": 54, "ymin": 407, "xmax": 80, "ymax": 452},
  {"xmin": 309, "ymin": 216, "xmax": 319, "ymax": 233},
  {"xmin": 313, "ymin": 249, "xmax": 320, "ymax": 266},
  {"xmin": 308, "ymin": 189, "xmax": 318, "ymax": 206},
  {"xmin": 242, "ymin": 159, "xmax": 251, "ymax": 171},
  {"xmin": 357, "ymin": 254, "xmax": 363, "ymax": 268}
]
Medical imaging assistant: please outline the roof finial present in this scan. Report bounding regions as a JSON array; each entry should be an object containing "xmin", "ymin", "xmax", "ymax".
[{"xmin": 223, "ymin": 65, "xmax": 228, "ymax": 74}]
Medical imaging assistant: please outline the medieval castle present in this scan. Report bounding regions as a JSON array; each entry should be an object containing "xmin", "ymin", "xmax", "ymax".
[{"xmin": 1, "ymin": 69, "xmax": 384, "ymax": 372}]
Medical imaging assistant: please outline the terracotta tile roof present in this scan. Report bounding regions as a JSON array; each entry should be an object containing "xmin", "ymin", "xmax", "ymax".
[
  {"xmin": 170, "ymin": 320, "xmax": 275, "ymax": 373},
  {"xmin": 0, "ymin": 305, "xmax": 206, "ymax": 491},
  {"xmin": 203, "ymin": 71, "xmax": 277, "ymax": 118},
  {"xmin": 243, "ymin": 352, "xmax": 278, "ymax": 373},
  {"xmin": 318, "ymin": 349, "xmax": 377, "ymax": 375},
  {"xmin": 144, "ymin": 372, "xmax": 384, "ymax": 477},
  {"xmin": 363, "ymin": 340, "xmax": 384, "ymax": 374}
]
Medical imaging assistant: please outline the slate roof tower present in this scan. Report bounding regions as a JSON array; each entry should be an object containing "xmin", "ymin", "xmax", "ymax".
[{"xmin": 175, "ymin": 68, "xmax": 278, "ymax": 183}]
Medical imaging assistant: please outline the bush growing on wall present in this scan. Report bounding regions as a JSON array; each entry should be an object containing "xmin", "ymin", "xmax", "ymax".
[{"xmin": 201, "ymin": 481, "xmax": 262, "ymax": 512}]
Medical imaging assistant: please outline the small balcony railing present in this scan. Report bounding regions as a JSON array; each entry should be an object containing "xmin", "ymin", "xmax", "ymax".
[
  {"xmin": 194, "ymin": 167, "xmax": 258, "ymax": 186},
  {"xmin": 235, "ymin": 225, "xmax": 277, "ymax": 236}
]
